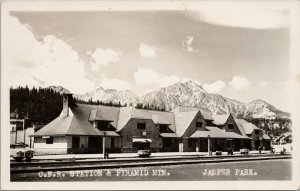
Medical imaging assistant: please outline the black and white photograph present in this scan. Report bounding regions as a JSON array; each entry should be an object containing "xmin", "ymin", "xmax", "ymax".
[{"xmin": 1, "ymin": 1, "xmax": 300, "ymax": 190}]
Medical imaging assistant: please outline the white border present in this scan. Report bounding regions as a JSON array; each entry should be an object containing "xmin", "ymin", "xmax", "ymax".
[{"xmin": 1, "ymin": 0, "xmax": 300, "ymax": 190}]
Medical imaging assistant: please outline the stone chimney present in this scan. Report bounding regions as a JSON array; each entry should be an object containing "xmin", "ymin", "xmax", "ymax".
[{"xmin": 62, "ymin": 94, "xmax": 73, "ymax": 117}]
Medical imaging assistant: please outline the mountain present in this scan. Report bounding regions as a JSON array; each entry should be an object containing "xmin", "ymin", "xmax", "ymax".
[
  {"xmin": 141, "ymin": 81, "xmax": 246, "ymax": 116},
  {"xmin": 74, "ymin": 87, "xmax": 139, "ymax": 106},
  {"xmin": 48, "ymin": 81, "xmax": 289, "ymax": 119},
  {"xmin": 244, "ymin": 99, "xmax": 290, "ymax": 119},
  {"xmin": 48, "ymin": 86, "xmax": 70, "ymax": 94}
]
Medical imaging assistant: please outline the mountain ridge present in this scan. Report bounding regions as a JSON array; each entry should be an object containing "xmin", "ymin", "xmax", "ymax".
[{"xmin": 48, "ymin": 81, "xmax": 289, "ymax": 119}]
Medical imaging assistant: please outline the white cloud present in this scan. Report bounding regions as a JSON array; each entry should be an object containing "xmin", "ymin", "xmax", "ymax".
[
  {"xmin": 203, "ymin": 80, "xmax": 226, "ymax": 93},
  {"xmin": 134, "ymin": 67, "xmax": 195, "ymax": 88},
  {"xmin": 134, "ymin": 68, "xmax": 160, "ymax": 85},
  {"xmin": 229, "ymin": 76, "xmax": 251, "ymax": 90},
  {"xmin": 258, "ymin": 81, "xmax": 268, "ymax": 86},
  {"xmin": 7, "ymin": 16, "xmax": 95, "ymax": 94},
  {"xmin": 139, "ymin": 43, "xmax": 157, "ymax": 58},
  {"xmin": 100, "ymin": 78, "xmax": 131, "ymax": 91},
  {"xmin": 188, "ymin": 10, "xmax": 289, "ymax": 29},
  {"xmin": 159, "ymin": 75, "xmax": 181, "ymax": 87},
  {"xmin": 182, "ymin": 36, "xmax": 198, "ymax": 53},
  {"xmin": 90, "ymin": 48, "xmax": 121, "ymax": 70}
]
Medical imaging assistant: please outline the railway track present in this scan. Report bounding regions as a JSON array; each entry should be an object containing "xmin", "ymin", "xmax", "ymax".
[{"xmin": 10, "ymin": 154, "xmax": 291, "ymax": 174}]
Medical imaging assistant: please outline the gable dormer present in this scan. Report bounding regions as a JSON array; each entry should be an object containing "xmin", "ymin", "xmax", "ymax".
[{"xmin": 89, "ymin": 109, "xmax": 115, "ymax": 131}]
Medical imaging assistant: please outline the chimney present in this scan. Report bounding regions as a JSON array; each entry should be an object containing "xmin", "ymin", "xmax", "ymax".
[{"xmin": 62, "ymin": 94, "xmax": 73, "ymax": 117}]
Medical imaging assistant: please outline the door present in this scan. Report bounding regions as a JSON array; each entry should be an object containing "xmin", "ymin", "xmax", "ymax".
[
  {"xmin": 88, "ymin": 137, "xmax": 102, "ymax": 148},
  {"xmin": 72, "ymin": 136, "xmax": 80, "ymax": 148}
]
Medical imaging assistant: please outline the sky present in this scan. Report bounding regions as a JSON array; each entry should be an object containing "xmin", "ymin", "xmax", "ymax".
[{"xmin": 7, "ymin": 10, "xmax": 291, "ymax": 111}]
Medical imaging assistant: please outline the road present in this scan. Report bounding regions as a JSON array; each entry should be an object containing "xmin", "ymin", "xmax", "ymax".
[{"xmin": 11, "ymin": 159, "xmax": 291, "ymax": 181}]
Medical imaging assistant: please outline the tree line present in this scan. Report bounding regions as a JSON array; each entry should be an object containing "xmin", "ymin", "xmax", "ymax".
[{"xmin": 10, "ymin": 86, "xmax": 166, "ymax": 122}]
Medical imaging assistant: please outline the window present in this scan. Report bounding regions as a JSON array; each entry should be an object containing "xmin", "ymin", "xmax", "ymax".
[
  {"xmin": 137, "ymin": 123, "xmax": 146, "ymax": 129},
  {"xmin": 111, "ymin": 138, "xmax": 114, "ymax": 148},
  {"xmin": 142, "ymin": 131, "xmax": 147, "ymax": 136},
  {"xmin": 196, "ymin": 122, "xmax": 203, "ymax": 128},
  {"xmin": 163, "ymin": 138, "xmax": 172, "ymax": 147},
  {"xmin": 159, "ymin": 125, "xmax": 168, "ymax": 132},
  {"xmin": 254, "ymin": 129, "xmax": 260, "ymax": 134},
  {"xmin": 46, "ymin": 136, "xmax": 53, "ymax": 144},
  {"xmin": 72, "ymin": 136, "xmax": 80, "ymax": 148},
  {"xmin": 188, "ymin": 139, "xmax": 192, "ymax": 147},
  {"xmin": 228, "ymin": 124, "xmax": 234, "ymax": 130}
]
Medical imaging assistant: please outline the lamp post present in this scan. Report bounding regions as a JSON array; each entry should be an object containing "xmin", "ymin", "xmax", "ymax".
[
  {"xmin": 208, "ymin": 135, "xmax": 211, "ymax": 156},
  {"xmin": 103, "ymin": 131, "xmax": 106, "ymax": 159}
]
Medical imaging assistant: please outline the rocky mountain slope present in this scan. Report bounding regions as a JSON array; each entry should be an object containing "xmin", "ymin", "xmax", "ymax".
[{"xmin": 48, "ymin": 81, "xmax": 289, "ymax": 119}]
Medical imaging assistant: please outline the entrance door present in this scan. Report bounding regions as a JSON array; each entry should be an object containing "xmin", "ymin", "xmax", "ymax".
[
  {"xmin": 226, "ymin": 139, "xmax": 232, "ymax": 150},
  {"xmin": 200, "ymin": 139, "xmax": 208, "ymax": 152},
  {"xmin": 88, "ymin": 137, "xmax": 102, "ymax": 148},
  {"xmin": 72, "ymin": 136, "xmax": 80, "ymax": 148}
]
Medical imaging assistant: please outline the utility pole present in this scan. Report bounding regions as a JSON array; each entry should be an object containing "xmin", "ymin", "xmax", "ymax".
[
  {"xmin": 208, "ymin": 135, "xmax": 211, "ymax": 156},
  {"xmin": 103, "ymin": 131, "xmax": 106, "ymax": 159},
  {"xmin": 15, "ymin": 124, "xmax": 18, "ymax": 144},
  {"xmin": 23, "ymin": 119, "xmax": 26, "ymax": 143}
]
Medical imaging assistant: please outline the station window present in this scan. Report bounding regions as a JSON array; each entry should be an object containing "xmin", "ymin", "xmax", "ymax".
[
  {"xmin": 137, "ymin": 123, "xmax": 146, "ymax": 129},
  {"xmin": 196, "ymin": 122, "xmax": 203, "ymax": 128},
  {"xmin": 188, "ymin": 139, "xmax": 192, "ymax": 147},
  {"xmin": 254, "ymin": 129, "xmax": 260, "ymax": 134},
  {"xmin": 46, "ymin": 136, "xmax": 53, "ymax": 144},
  {"xmin": 228, "ymin": 124, "xmax": 234, "ymax": 130}
]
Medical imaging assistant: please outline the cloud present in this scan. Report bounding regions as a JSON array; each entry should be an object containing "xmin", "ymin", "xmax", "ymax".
[
  {"xmin": 182, "ymin": 36, "xmax": 198, "ymax": 53},
  {"xmin": 100, "ymin": 78, "xmax": 131, "ymax": 91},
  {"xmin": 134, "ymin": 67, "xmax": 193, "ymax": 88},
  {"xmin": 134, "ymin": 68, "xmax": 160, "ymax": 85},
  {"xmin": 229, "ymin": 76, "xmax": 251, "ymax": 90},
  {"xmin": 7, "ymin": 16, "xmax": 95, "ymax": 94},
  {"xmin": 159, "ymin": 75, "xmax": 181, "ymax": 87},
  {"xmin": 188, "ymin": 10, "xmax": 289, "ymax": 29},
  {"xmin": 203, "ymin": 80, "xmax": 226, "ymax": 93},
  {"xmin": 258, "ymin": 81, "xmax": 268, "ymax": 86},
  {"xmin": 139, "ymin": 43, "xmax": 157, "ymax": 58},
  {"xmin": 90, "ymin": 48, "xmax": 122, "ymax": 70}
]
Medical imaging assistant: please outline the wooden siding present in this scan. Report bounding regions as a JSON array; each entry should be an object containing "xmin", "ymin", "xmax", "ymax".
[
  {"xmin": 182, "ymin": 112, "xmax": 206, "ymax": 137},
  {"xmin": 119, "ymin": 118, "xmax": 162, "ymax": 152}
]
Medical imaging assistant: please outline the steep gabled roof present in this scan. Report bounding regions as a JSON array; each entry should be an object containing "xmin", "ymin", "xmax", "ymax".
[
  {"xmin": 116, "ymin": 107, "xmax": 175, "ymax": 132},
  {"xmin": 190, "ymin": 126, "xmax": 249, "ymax": 139},
  {"xmin": 241, "ymin": 122, "xmax": 259, "ymax": 134},
  {"xmin": 174, "ymin": 110, "xmax": 199, "ymax": 137},
  {"xmin": 212, "ymin": 114, "xmax": 230, "ymax": 125},
  {"xmin": 69, "ymin": 104, "xmax": 119, "ymax": 136},
  {"xmin": 172, "ymin": 106, "xmax": 213, "ymax": 120},
  {"xmin": 31, "ymin": 104, "xmax": 120, "ymax": 137},
  {"xmin": 89, "ymin": 109, "xmax": 113, "ymax": 122},
  {"xmin": 31, "ymin": 115, "xmax": 74, "ymax": 136},
  {"xmin": 77, "ymin": 104, "xmax": 120, "ymax": 128},
  {"xmin": 234, "ymin": 119, "xmax": 247, "ymax": 136}
]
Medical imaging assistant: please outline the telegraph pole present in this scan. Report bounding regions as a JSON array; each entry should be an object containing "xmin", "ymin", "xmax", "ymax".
[
  {"xmin": 208, "ymin": 135, "xmax": 211, "ymax": 156},
  {"xmin": 103, "ymin": 131, "xmax": 106, "ymax": 159}
]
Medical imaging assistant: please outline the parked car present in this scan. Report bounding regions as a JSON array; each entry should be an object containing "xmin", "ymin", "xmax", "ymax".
[
  {"xmin": 12, "ymin": 149, "xmax": 34, "ymax": 162},
  {"xmin": 273, "ymin": 144, "xmax": 292, "ymax": 154},
  {"xmin": 137, "ymin": 150, "xmax": 151, "ymax": 158},
  {"xmin": 240, "ymin": 148, "xmax": 249, "ymax": 154}
]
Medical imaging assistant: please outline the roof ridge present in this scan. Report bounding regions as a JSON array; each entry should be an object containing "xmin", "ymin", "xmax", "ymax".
[{"xmin": 66, "ymin": 115, "xmax": 75, "ymax": 135}]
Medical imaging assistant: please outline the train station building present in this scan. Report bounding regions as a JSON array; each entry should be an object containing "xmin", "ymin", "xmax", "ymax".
[{"xmin": 30, "ymin": 94, "xmax": 271, "ymax": 154}]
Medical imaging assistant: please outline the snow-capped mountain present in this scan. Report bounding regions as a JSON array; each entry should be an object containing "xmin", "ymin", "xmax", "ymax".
[
  {"xmin": 74, "ymin": 87, "xmax": 139, "ymax": 106},
  {"xmin": 48, "ymin": 80, "xmax": 289, "ymax": 119},
  {"xmin": 244, "ymin": 99, "xmax": 289, "ymax": 119},
  {"xmin": 141, "ymin": 81, "xmax": 246, "ymax": 116},
  {"xmin": 48, "ymin": 86, "xmax": 70, "ymax": 94}
]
